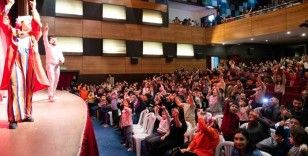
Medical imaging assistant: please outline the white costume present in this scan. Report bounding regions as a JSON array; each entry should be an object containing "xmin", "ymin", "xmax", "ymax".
[{"xmin": 43, "ymin": 33, "xmax": 64, "ymax": 100}]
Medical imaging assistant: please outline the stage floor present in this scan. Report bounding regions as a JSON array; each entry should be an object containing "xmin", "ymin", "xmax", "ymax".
[{"xmin": 0, "ymin": 90, "xmax": 87, "ymax": 156}]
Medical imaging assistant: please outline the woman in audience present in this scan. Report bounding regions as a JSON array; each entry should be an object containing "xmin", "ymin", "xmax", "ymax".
[
  {"xmin": 152, "ymin": 107, "xmax": 187, "ymax": 156},
  {"xmin": 273, "ymin": 70, "xmax": 286, "ymax": 95},
  {"xmin": 99, "ymin": 95, "xmax": 111, "ymax": 127},
  {"xmin": 288, "ymin": 126, "xmax": 308, "ymax": 156},
  {"xmin": 206, "ymin": 87, "xmax": 223, "ymax": 115},
  {"xmin": 232, "ymin": 128, "xmax": 262, "ymax": 156},
  {"xmin": 170, "ymin": 110, "xmax": 220, "ymax": 156},
  {"xmin": 78, "ymin": 83, "xmax": 89, "ymax": 101}
]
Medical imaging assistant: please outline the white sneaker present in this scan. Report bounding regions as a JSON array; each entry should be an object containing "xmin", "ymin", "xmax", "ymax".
[{"xmin": 127, "ymin": 147, "xmax": 133, "ymax": 151}]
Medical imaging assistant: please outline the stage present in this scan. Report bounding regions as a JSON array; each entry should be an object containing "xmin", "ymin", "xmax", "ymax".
[{"xmin": 0, "ymin": 90, "xmax": 98, "ymax": 156}]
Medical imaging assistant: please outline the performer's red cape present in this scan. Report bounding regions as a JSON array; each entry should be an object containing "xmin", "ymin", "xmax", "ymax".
[{"xmin": 0, "ymin": 12, "xmax": 49, "ymax": 92}]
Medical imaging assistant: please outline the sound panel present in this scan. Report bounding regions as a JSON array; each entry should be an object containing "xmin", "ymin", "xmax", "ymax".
[
  {"xmin": 83, "ymin": 38, "xmax": 102, "ymax": 56},
  {"xmin": 163, "ymin": 42, "xmax": 177, "ymax": 57},
  {"xmin": 162, "ymin": 12, "xmax": 169, "ymax": 27},
  {"xmin": 126, "ymin": 40, "xmax": 143, "ymax": 57},
  {"xmin": 83, "ymin": 2, "xmax": 102, "ymax": 20},
  {"xmin": 126, "ymin": 8, "xmax": 142, "ymax": 24},
  {"xmin": 130, "ymin": 57, "xmax": 139, "ymax": 64},
  {"xmin": 193, "ymin": 45, "xmax": 206, "ymax": 59},
  {"xmin": 166, "ymin": 55, "xmax": 173, "ymax": 63}
]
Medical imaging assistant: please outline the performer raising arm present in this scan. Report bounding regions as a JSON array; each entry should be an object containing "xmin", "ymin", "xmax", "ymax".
[
  {"xmin": 1, "ymin": 0, "xmax": 49, "ymax": 129},
  {"xmin": 43, "ymin": 24, "xmax": 64, "ymax": 102}
]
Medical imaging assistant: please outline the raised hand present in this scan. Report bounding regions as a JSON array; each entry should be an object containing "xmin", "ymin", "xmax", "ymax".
[{"xmin": 29, "ymin": 0, "xmax": 36, "ymax": 9}]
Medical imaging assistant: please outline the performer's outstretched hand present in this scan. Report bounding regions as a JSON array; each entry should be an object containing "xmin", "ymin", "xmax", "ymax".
[{"xmin": 29, "ymin": 0, "xmax": 37, "ymax": 9}]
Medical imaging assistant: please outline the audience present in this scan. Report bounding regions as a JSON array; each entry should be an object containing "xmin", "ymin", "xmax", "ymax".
[
  {"xmin": 232, "ymin": 129, "xmax": 262, "ymax": 156},
  {"xmin": 73, "ymin": 54, "xmax": 308, "ymax": 156}
]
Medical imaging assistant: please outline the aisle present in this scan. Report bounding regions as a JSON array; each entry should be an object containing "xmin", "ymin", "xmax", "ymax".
[{"xmin": 92, "ymin": 119, "xmax": 136, "ymax": 156}]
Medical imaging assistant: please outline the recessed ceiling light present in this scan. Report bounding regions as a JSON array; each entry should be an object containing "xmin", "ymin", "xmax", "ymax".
[
  {"xmin": 286, "ymin": 31, "xmax": 291, "ymax": 35},
  {"xmin": 222, "ymin": 43, "xmax": 225, "ymax": 45},
  {"xmin": 302, "ymin": 33, "xmax": 306, "ymax": 37},
  {"xmin": 250, "ymin": 38, "xmax": 254, "ymax": 41},
  {"xmin": 265, "ymin": 40, "xmax": 269, "ymax": 42}
]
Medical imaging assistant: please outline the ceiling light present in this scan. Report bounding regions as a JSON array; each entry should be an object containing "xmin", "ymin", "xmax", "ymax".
[
  {"xmin": 286, "ymin": 31, "xmax": 291, "ymax": 35},
  {"xmin": 250, "ymin": 38, "xmax": 254, "ymax": 41},
  {"xmin": 265, "ymin": 40, "xmax": 269, "ymax": 42},
  {"xmin": 302, "ymin": 33, "xmax": 306, "ymax": 37},
  {"xmin": 222, "ymin": 43, "xmax": 225, "ymax": 45}
]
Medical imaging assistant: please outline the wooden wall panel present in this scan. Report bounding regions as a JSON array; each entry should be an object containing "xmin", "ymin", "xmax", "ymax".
[
  {"xmin": 41, "ymin": 16, "xmax": 55, "ymax": 35},
  {"xmin": 82, "ymin": 56, "xmax": 125, "ymax": 74},
  {"xmin": 141, "ymin": 25, "xmax": 162, "ymax": 41},
  {"xmin": 83, "ymin": 20, "xmax": 102, "ymax": 38},
  {"xmin": 63, "ymin": 56, "xmax": 84, "ymax": 71},
  {"xmin": 206, "ymin": 25, "xmax": 225, "ymax": 43},
  {"xmin": 251, "ymin": 9, "xmax": 287, "ymax": 36},
  {"xmin": 83, "ymin": 0, "xmax": 102, "ymax": 3},
  {"xmin": 224, "ymin": 18, "xmax": 252, "ymax": 41},
  {"xmin": 125, "ymin": 58, "xmax": 143, "ymax": 73},
  {"xmin": 161, "ymin": 26, "xmax": 175, "ymax": 43},
  {"xmin": 101, "ymin": 22, "xmax": 126, "ymax": 39},
  {"xmin": 173, "ymin": 25, "xmax": 192, "ymax": 43},
  {"xmin": 55, "ymin": 18, "xmax": 83, "ymax": 37},
  {"xmin": 287, "ymin": 3, "xmax": 308, "ymax": 30},
  {"xmin": 101, "ymin": 0, "xmax": 126, "ymax": 5},
  {"xmin": 53, "ymin": 56, "xmax": 206, "ymax": 74},
  {"xmin": 141, "ymin": 57, "xmax": 163, "ymax": 73},
  {"xmin": 191, "ymin": 27, "xmax": 206, "ymax": 45},
  {"xmin": 125, "ymin": 24, "xmax": 142, "ymax": 40}
]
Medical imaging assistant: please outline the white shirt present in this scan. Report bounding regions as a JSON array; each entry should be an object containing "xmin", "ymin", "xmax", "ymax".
[{"xmin": 43, "ymin": 34, "xmax": 64, "ymax": 65}]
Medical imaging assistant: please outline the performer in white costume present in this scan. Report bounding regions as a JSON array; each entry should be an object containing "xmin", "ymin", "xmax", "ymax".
[{"xmin": 43, "ymin": 24, "xmax": 64, "ymax": 102}]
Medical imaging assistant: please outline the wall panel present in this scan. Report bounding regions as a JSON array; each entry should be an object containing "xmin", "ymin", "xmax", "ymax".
[
  {"xmin": 83, "ymin": 20, "xmax": 102, "ymax": 38},
  {"xmin": 287, "ymin": 4, "xmax": 308, "ymax": 30},
  {"xmin": 55, "ymin": 18, "xmax": 83, "ymax": 37}
]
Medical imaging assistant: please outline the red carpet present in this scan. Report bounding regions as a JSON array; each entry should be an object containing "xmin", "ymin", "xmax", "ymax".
[{"xmin": 0, "ymin": 90, "xmax": 98, "ymax": 156}]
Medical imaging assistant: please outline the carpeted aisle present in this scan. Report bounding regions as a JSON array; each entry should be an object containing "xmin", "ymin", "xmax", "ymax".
[{"xmin": 92, "ymin": 119, "xmax": 136, "ymax": 156}]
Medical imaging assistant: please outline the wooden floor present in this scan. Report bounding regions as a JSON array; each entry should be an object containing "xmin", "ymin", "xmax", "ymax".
[{"xmin": 0, "ymin": 90, "xmax": 87, "ymax": 156}]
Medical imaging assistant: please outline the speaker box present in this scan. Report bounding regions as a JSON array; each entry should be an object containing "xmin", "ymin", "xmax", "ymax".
[
  {"xmin": 166, "ymin": 55, "xmax": 173, "ymax": 63},
  {"xmin": 130, "ymin": 57, "xmax": 139, "ymax": 64},
  {"xmin": 195, "ymin": 52, "xmax": 203, "ymax": 59}
]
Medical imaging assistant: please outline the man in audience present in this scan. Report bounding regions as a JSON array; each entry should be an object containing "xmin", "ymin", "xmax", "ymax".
[{"xmin": 260, "ymin": 97, "xmax": 281, "ymax": 122}]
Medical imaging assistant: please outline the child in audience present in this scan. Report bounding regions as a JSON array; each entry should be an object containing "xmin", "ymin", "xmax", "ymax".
[
  {"xmin": 221, "ymin": 98, "xmax": 240, "ymax": 141},
  {"xmin": 237, "ymin": 98, "xmax": 250, "ymax": 124},
  {"xmin": 120, "ymin": 98, "xmax": 133, "ymax": 151}
]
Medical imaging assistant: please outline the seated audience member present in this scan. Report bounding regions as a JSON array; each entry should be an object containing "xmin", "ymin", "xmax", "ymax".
[
  {"xmin": 250, "ymin": 78, "xmax": 266, "ymax": 108},
  {"xmin": 260, "ymin": 97, "xmax": 281, "ymax": 122},
  {"xmin": 86, "ymin": 91, "xmax": 96, "ymax": 116},
  {"xmin": 78, "ymin": 83, "xmax": 89, "ymax": 101},
  {"xmin": 288, "ymin": 127, "xmax": 308, "ymax": 156},
  {"xmin": 232, "ymin": 129, "xmax": 262, "ymax": 156},
  {"xmin": 170, "ymin": 110, "xmax": 220, "ymax": 156},
  {"xmin": 175, "ymin": 94, "xmax": 196, "ymax": 128},
  {"xmin": 257, "ymin": 121, "xmax": 292, "ymax": 156},
  {"xmin": 237, "ymin": 98, "xmax": 250, "ymax": 124},
  {"xmin": 172, "ymin": 17, "xmax": 181, "ymax": 24},
  {"xmin": 120, "ymin": 98, "xmax": 133, "ymax": 151},
  {"xmin": 206, "ymin": 87, "xmax": 223, "ymax": 115},
  {"xmin": 273, "ymin": 71, "xmax": 286, "ymax": 95},
  {"xmin": 245, "ymin": 110, "xmax": 271, "ymax": 145},
  {"xmin": 289, "ymin": 97, "xmax": 308, "ymax": 127},
  {"xmin": 142, "ymin": 106, "xmax": 170, "ymax": 156},
  {"xmin": 151, "ymin": 107, "xmax": 187, "ymax": 156},
  {"xmin": 221, "ymin": 99, "xmax": 240, "ymax": 141},
  {"xmin": 301, "ymin": 90, "xmax": 308, "ymax": 110}
]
